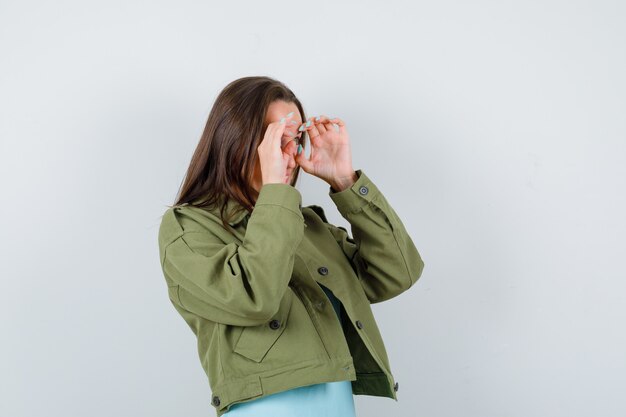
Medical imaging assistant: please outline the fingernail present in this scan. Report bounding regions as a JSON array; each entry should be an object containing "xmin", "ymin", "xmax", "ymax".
[
  {"xmin": 315, "ymin": 116, "xmax": 321, "ymax": 121},
  {"xmin": 280, "ymin": 117, "xmax": 285, "ymax": 124},
  {"xmin": 289, "ymin": 120, "xmax": 298, "ymax": 125},
  {"xmin": 297, "ymin": 144, "xmax": 302, "ymax": 154},
  {"xmin": 305, "ymin": 121, "xmax": 311, "ymax": 127},
  {"xmin": 286, "ymin": 111, "xmax": 294, "ymax": 117},
  {"xmin": 298, "ymin": 125, "xmax": 305, "ymax": 131}
]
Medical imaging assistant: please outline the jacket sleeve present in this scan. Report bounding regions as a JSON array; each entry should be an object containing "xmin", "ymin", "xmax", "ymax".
[
  {"xmin": 159, "ymin": 184, "xmax": 305, "ymax": 327},
  {"xmin": 324, "ymin": 169, "xmax": 425, "ymax": 303}
]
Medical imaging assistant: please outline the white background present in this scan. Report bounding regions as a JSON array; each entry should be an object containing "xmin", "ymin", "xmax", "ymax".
[{"xmin": 1, "ymin": 1, "xmax": 625, "ymax": 416}]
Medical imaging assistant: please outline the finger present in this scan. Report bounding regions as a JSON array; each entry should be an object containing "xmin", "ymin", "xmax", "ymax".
[
  {"xmin": 322, "ymin": 121, "xmax": 336, "ymax": 134},
  {"xmin": 294, "ymin": 141, "xmax": 314, "ymax": 172},
  {"xmin": 307, "ymin": 116, "xmax": 322, "ymax": 140},
  {"xmin": 286, "ymin": 114, "xmax": 299, "ymax": 133},
  {"xmin": 270, "ymin": 117, "xmax": 290, "ymax": 146},
  {"xmin": 301, "ymin": 117, "xmax": 323, "ymax": 143},
  {"xmin": 282, "ymin": 136, "xmax": 298, "ymax": 155},
  {"xmin": 282, "ymin": 113, "xmax": 301, "ymax": 142},
  {"xmin": 282, "ymin": 127, "xmax": 299, "ymax": 146},
  {"xmin": 297, "ymin": 118, "xmax": 310, "ymax": 133},
  {"xmin": 307, "ymin": 130, "xmax": 323, "ymax": 148},
  {"xmin": 313, "ymin": 115, "xmax": 328, "ymax": 134},
  {"xmin": 286, "ymin": 120, "xmax": 299, "ymax": 136},
  {"xmin": 275, "ymin": 111, "xmax": 297, "ymax": 132},
  {"xmin": 317, "ymin": 115, "xmax": 335, "ymax": 133},
  {"xmin": 327, "ymin": 116, "xmax": 345, "ymax": 134},
  {"xmin": 264, "ymin": 125, "xmax": 282, "ymax": 152}
]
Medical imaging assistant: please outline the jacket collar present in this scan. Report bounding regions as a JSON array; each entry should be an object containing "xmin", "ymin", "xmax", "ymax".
[
  {"xmin": 225, "ymin": 198, "xmax": 250, "ymax": 226},
  {"xmin": 183, "ymin": 196, "xmax": 250, "ymax": 227}
]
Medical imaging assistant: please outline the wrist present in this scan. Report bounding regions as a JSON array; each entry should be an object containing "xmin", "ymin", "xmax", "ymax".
[{"xmin": 329, "ymin": 171, "xmax": 358, "ymax": 193}]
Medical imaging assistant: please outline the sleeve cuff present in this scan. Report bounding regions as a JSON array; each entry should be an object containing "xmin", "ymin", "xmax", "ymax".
[
  {"xmin": 256, "ymin": 183, "xmax": 303, "ymax": 219},
  {"xmin": 328, "ymin": 169, "xmax": 380, "ymax": 215}
]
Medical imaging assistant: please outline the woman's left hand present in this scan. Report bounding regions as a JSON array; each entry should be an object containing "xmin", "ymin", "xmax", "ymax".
[{"xmin": 294, "ymin": 115, "xmax": 356, "ymax": 191}]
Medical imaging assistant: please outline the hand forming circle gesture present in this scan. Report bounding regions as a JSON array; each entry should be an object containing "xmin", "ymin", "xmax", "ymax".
[{"xmin": 294, "ymin": 115, "xmax": 355, "ymax": 190}]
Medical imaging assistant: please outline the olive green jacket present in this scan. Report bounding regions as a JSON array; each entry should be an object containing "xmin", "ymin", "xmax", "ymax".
[{"xmin": 157, "ymin": 169, "xmax": 425, "ymax": 416}]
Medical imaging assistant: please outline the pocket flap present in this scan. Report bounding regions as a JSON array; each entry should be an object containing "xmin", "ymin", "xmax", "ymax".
[{"xmin": 233, "ymin": 291, "xmax": 293, "ymax": 362}]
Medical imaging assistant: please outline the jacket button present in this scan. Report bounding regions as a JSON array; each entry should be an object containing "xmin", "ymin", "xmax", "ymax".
[
  {"xmin": 355, "ymin": 320, "xmax": 363, "ymax": 329},
  {"xmin": 393, "ymin": 382, "xmax": 399, "ymax": 392},
  {"xmin": 212, "ymin": 395, "xmax": 220, "ymax": 407},
  {"xmin": 318, "ymin": 266, "xmax": 329, "ymax": 275},
  {"xmin": 269, "ymin": 319, "xmax": 281, "ymax": 330},
  {"xmin": 358, "ymin": 185, "xmax": 368, "ymax": 195}
]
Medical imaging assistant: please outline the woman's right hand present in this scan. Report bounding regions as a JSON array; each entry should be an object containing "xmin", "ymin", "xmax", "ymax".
[{"xmin": 258, "ymin": 112, "xmax": 299, "ymax": 185}]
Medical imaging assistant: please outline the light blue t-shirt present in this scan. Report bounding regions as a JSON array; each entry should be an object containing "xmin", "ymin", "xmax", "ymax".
[{"xmin": 224, "ymin": 284, "xmax": 356, "ymax": 417}]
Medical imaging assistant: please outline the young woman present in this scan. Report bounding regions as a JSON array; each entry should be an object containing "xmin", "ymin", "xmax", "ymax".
[{"xmin": 158, "ymin": 76, "xmax": 425, "ymax": 417}]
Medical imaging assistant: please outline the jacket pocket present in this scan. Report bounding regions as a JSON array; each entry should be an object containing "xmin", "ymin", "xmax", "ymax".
[{"xmin": 233, "ymin": 290, "xmax": 293, "ymax": 363}]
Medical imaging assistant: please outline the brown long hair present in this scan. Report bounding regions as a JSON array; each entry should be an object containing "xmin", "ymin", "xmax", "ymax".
[{"xmin": 168, "ymin": 76, "xmax": 307, "ymax": 232}]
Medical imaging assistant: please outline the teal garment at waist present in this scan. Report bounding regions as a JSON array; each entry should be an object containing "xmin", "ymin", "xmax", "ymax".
[{"xmin": 224, "ymin": 284, "xmax": 356, "ymax": 417}]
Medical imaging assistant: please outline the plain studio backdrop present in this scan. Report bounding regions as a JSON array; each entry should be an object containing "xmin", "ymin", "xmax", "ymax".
[{"xmin": 1, "ymin": 1, "xmax": 625, "ymax": 416}]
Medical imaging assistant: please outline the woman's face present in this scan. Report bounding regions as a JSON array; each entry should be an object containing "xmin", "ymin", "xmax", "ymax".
[{"xmin": 252, "ymin": 100, "xmax": 303, "ymax": 192}]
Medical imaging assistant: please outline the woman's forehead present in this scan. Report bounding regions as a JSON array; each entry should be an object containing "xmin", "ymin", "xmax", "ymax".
[{"xmin": 266, "ymin": 100, "xmax": 302, "ymax": 124}]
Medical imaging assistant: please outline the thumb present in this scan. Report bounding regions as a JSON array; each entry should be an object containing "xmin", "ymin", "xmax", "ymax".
[{"xmin": 294, "ymin": 144, "xmax": 313, "ymax": 173}]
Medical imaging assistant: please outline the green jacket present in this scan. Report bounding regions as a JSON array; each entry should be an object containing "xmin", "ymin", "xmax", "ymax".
[{"xmin": 158, "ymin": 169, "xmax": 425, "ymax": 416}]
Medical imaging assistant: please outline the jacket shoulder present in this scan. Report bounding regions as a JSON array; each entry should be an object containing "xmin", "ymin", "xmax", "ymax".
[
  {"xmin": 158, "ymin": 207, "xmax": 184, "ymax": 249},
  {"xmin": 158, "ymin": 205, "xmax": 225, "ymax": 249}
]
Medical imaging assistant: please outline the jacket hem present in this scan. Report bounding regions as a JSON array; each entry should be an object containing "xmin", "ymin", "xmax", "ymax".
[{"xmin": 213, "ymin": 355, "xmax": 356, "ymax": 416}]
